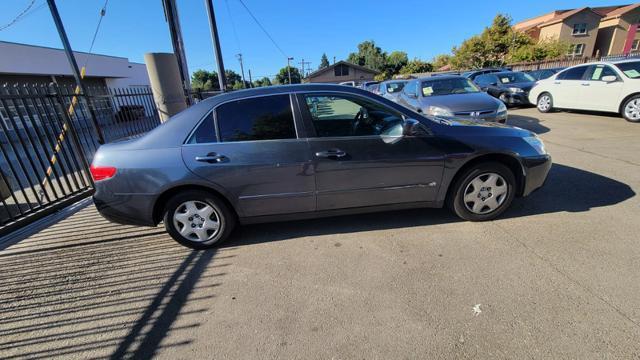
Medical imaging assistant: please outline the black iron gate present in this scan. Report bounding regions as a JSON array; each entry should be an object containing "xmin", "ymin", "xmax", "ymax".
[{"xmin": 0, "ymin": 83, "xmax": 162, "ymax": 236}]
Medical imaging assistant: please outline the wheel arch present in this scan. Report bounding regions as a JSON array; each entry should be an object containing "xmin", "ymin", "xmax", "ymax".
[
  {"xmin": 444, "ymin": 153, "xmax": 526, "ymax": 204},
  {"xmin": 618, "ymin": 92, "xmax": 640, "ymax": 114},
  {"xmin": 152, "ymin": 184, "xmax": 238, "ymax": 225}
]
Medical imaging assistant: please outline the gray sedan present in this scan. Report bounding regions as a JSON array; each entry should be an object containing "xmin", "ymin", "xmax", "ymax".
[
  {"xmin": 92, "ymin": 84, "xmax": 550, "ymax": 249},
  {"xmin": 396, "ymin": 76, "xmax": 508, "ymax": 123},
  {"xmin": 378, "ymin": 80, "xmax": 408, "ymax": 102}
]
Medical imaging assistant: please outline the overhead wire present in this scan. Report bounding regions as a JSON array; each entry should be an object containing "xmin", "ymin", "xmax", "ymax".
[
  {"xmin": 0, "ymin": 0, "xmax": 38, "ymax": 31},
  {"xmin": 236, "ymin": 0, "xmax": 288, "ymax": 58}
]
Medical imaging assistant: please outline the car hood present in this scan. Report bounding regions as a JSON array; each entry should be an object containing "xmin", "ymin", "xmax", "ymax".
[
  {"xmin": 431, "ymin": 117, "xmax": 533, "ymax": 138},
  {"xmin": 418, "ymin": 92, "xmax": 500, "ymax": 112}
]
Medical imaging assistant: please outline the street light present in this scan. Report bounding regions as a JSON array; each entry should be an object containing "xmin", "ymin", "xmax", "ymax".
[{"xmin": 287, "ymin": 57, "xmax": 294, "ymax": 84}]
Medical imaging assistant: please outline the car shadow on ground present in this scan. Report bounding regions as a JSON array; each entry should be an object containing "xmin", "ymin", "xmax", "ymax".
[
  {"xmin": 507, "ymin": 113, "xmax": 550, "ymax": 134},
  {"xmin": 0, "ymin": 206, "xmax": 233, "ymax": 359},
  {"xmin": 226, "ymin": 163, "xmax": 634, "ymax": 247}
]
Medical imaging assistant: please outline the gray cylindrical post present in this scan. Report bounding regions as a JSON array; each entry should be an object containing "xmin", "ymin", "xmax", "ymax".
[{"xmin": 144, "ymin": 53, "xmax": 188, "ymax": 122}]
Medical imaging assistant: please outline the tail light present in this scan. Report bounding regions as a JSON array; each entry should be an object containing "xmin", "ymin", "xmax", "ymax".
[{"xmin": 90, "ymin": 165, "xmax": 117, "ymax": 181}]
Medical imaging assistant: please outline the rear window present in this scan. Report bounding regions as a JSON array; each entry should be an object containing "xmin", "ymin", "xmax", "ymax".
[
  {"xmin": 188, "ymin": 112, "xmax": 217, "ymax": 144},
  {"xmin": 216, "ymin": 94, "xmax": 296, "ymax": 142}
]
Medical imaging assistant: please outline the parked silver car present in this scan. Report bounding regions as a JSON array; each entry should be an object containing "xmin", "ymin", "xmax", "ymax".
[
  {"xmin": 397, "ymin": 76, "xmax": 507, "ymax": 123},
  {"xmin": 378, "ymin": 80, "xmax": 408, "ymax": 102}
]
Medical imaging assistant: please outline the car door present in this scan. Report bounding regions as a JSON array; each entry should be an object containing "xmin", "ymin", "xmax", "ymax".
[
  {"xmin": 297, "ymin": 92, "xmax": 445, "ymax": 211},
  {"xmin": 579, "ymin": 64, "xmax": 624, "ymax": 112},
  {"xmin": 181, "ymin": 93, "xmax": 316, "ymax": 218},
  {"xmin": 551, "ymin": 65, "xmax": 589, "ymax": 108}
]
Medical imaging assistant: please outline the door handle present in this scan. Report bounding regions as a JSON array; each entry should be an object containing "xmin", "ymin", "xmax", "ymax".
[
  {"xmin": 553, "ymin": 81, "xmax": 561, "ymax": 85},
  {"xmin": 195, "ymin": 152, "xmax": 226, "ymax": 163},
  {"xmin": 315, "ymin": 149, "xmax": 347, "ymax": 158},
  {"xmin": 581, "ymin": 83, "xmax": 590, "ymax": 86}
]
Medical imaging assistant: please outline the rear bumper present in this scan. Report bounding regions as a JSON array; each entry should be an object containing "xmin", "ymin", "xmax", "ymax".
[
  {"xmin": 521, "ymin": 154, "xmax": 552, "ymax": 196},
  {"xmin": 93, "ymin": 193, "xmax": 157, "ymax": 226}
]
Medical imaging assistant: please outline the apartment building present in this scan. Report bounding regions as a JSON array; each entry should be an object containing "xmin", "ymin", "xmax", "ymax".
[{"xmin": 514, "ymin": 3, "xmax": 640, "ymax": 57}]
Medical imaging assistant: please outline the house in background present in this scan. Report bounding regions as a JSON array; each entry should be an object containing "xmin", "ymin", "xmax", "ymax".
[
  {"xmin": 514, "ymin": 3, "xmax": 640, "ymax": 58},
  {"xmin": 304, "ymin": 61, "xmax": 379, "ymax": 84},
  {"xmin": 0, "ymin": 41, "xmax": 150, "ymax": 88}
]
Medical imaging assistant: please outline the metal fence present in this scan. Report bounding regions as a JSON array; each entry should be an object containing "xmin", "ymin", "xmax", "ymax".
[
  {"xmin": 0, "ymin": 83, "xmax": 162, "ymax": 236},
  {"xmin": 508, "ymin": 52, "xmax": 640, "ymax": 71}
]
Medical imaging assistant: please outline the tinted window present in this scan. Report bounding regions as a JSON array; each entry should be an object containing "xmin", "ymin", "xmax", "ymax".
[
  {"xmin": 188, "ymin": 112, "xmax": 217, "ymax": 144},
  {"xmin": 386, "ymin": 81, "xmax": 406, "ymax": 93},
  {"xmin": 496, "ymin": 72, "xmax": 534, "ymax": 83},
  {"xmin": 217, "ymin": 94, "xmax": 295, "ymax": 142},
  {"xmin": 586, "ymin": 65, "xmax": 618, "ymax": 81},
  {"xmin": 334, "ymin": 64, "xmax": 350, "ymax": 77},
  {"xmin": 474, "ymin": 74, "xmax": 496, "ymax": 86},
  {"xmin": 557, "ymin": 66, "xmax": 588, "ymax": 80},
  {"xmin": 304, "ymin": 94, "xmax": 404, "ymax": 137},
  {"xmin": 614, "ymin": 61, "xmax": 640, "ymax": 78}
]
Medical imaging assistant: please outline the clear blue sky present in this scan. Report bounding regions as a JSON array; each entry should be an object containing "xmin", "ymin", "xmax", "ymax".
[{"xmin": 0, "ymin": 0, "xmax": 626, "ymax": 80}]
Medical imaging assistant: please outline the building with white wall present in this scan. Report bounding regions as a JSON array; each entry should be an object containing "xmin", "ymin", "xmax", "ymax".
[{"xmin": 0, "ymin": 41, "xmax": 150, "ymax": 88}]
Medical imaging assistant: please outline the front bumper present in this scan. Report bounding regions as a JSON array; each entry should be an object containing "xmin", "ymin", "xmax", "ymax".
[
  {"xmin": 521, "ymin": 154, "xmax": 552, "ymax": 196},
  {"xmin": 449, "ymin": 112, "xmax": 508, "ymax": 124},
  {"xmin": 502, "ymin": 92, "xmax": 530, "ymax": 106}
]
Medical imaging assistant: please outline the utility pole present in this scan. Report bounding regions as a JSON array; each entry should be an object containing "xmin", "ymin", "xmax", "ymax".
[
  {"xmin": 204, "ymin": 0, "xmax": 227, "ymax": 92},
  {"xmin": 162, "ymin": 0, "xmax": 192, "ymax": 103},
  {"xmin": 299, "ymin": 59, "xmax": 311, "ymax": 78},
  {"xmin": 287, "ymin": 57, "xmax": 294, "ymax": 84},
  {"xmin": 333, "ymin": 56, "xmax": 336, "ymax": 64},
  {"xmin": 46, "ymin": 0, "xmax": 105, "ymax": 144},
  {"xmin": 248, "ymin": 69, "xmax": 253, "ymax": 88},
  {"xmin": 236, "ymin": 53, "xmax": 246, "ymax": 88}
]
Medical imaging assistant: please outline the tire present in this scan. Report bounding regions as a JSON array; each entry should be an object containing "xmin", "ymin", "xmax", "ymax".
[
  {"xmin": 537, "ymin": 93, "xmax": 553, "ymax": 113},
  {"xmin": 498, "ymin": 93, "xmax": 509, "ymax": 105},
  {"xmin": 621, "ymin": 95, "xmax": 640, "ymax": 122},
  {"xmin": 447, "ymin": 162, "xmax": 516, "ymax": 221},
  {"xmin": 163, "ymin": 190, "xmax": 236, "ymax": 249}
]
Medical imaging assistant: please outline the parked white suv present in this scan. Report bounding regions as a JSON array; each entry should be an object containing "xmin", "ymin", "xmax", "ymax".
[{"xmin": 528, "ymin": 60, "xmax": 640, "ymax": 122}]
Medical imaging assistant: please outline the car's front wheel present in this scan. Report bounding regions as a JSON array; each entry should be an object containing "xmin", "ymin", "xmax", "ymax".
[
  {"xmin": 448, "ymin": 162, "xmax": 516, "ymax": 221},
  {"xmin": 622, "ymin": 95, "xmax": 640, "ymax": 122},
  {"xmin": 163, "ymin": 190, "xmax": 235, "ymax": 249},
  {"xmin": 537, "ymin": 93, "xmax": 553, "ymax": 113}
]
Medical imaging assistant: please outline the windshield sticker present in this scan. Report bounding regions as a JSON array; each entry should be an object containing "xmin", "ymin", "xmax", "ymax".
[
  {"xmin": 422, "ymin": 87, "xmax": 433, "ymax": 96},
  {"xmin": 500, "ymin": 78, "xmax": 510, "ymax": 83},
  {"xmin": 592, "ymin": 67, "xmax": 603, "ymax": 80},
  {"xmin": 624, "ymin": 69, "xmax": 640, "ymax": 78}
]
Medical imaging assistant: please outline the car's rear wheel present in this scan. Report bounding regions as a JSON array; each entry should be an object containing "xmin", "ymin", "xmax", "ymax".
[
  {"xmin": 622, "ymin": 95, "xmax": 640, "ymax": 122},
  {"xmin": 537, "ymin": 93, "xmax": 553, "ymax": 113},
  {"xmin": 448, "ymin": 162, "xmax": 516, "ymax": 221},
  {"xmin": 163, "ymin": 190, "xmax": 235, "ymax": 249}
]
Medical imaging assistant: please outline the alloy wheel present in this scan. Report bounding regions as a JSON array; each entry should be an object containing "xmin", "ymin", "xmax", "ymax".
[
  {"xmin": 624, "ymin": 99, "xmax": 640, "ymax": 121},
  {"xmin": 463, "ymin": 173, "xmax": 509, "ymax": 214},
  {"xmin": 172, "ymin": 200, "xmax": 221, "ymax": 242},
  {"xmin": 538, "ymin": 95, "xmax": 551, "ymax": 111}
]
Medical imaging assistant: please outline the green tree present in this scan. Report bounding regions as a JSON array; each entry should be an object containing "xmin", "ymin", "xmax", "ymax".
[
  {"xmin": 347, "ymin": 40, "xmax": 387, "ymax": 72},
  {"xmin": 274, "ymin": 66, "xmax": 301, "ymax": 84},
  {"xmin": 399, "ymin": 59, "xmax": 433, "ymax": 75},
  {"xmin": 319, "ymin": 53, "xmax": 330, "ymax": 69},
  {"xmin": 431, "ymin": 54, "xmax": 452, "ymax": 70},
  {"xmin": 224, "ymin": 70, "xmax": 242, "ymax": 89},
  {"xmin": 191, "ymin": 69, "xmax": 219, "ymax": 90},
  {"xmin": 509, "ymin": 39, "xmax": 570, "ymax": 62},
  {"xmin": 253, "ymin": 76, "xmax": 273, "ymax": 87}
]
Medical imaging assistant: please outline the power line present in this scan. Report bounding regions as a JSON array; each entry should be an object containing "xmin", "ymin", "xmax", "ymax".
[
  {"xmin": 82, "ymin": 0, "xmax": 109, "ymax": 69},
  {"xmin": 236, "ymin": 0, "xmax": 288, "ymax": 58},
  {"xmin": 0, "ymin": 0, "xmax": 37, "ymax": 31},
  {"xmin": 224, "ymin": 0, "xmax": 242, "ymax": 54}
]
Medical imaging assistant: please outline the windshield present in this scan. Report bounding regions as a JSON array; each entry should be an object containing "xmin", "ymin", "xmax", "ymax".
[
  {"xmin": 614, "ymin": 61, "xmax": 640, "ymax": 78},
  {"xmin": 496, "ymin": 72, "xmax": 534, "ymax": 84},
  {"xmin": 421, "ymin": 78, "xmax": 480, "ymax": 97},
  {"xmin": 386, "ymin": 81, "xmax": 406, "ymax": 93}
]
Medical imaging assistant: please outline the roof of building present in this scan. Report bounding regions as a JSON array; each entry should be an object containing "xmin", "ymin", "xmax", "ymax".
[
  {"xmin": 602, "ymin": 3, "xmax": 640, "ymax": 19},
  {"xmin": 305, "ymin": 60, "xmax": 379, "ymax": 79},
  {"xmin": 538, "ymin": 7, "xmax": 603, "ymax": 27}
]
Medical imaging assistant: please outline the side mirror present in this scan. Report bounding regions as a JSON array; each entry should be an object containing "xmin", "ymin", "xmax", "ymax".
[
  {"xmin": 403, "ymin": 119, "xmax": 431, "ymax": 137},
  {"xmin": 602, "ymin": 75, "xmax": 617, "ymax": 83}
]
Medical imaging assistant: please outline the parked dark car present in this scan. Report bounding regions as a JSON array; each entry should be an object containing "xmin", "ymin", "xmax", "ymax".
[
  {"xmin": 462, "ymin": 68, "xmax": 511, "ymax": 81},
  {"xmin": 378, "ymin": 80, "xmax": 408, "ymax": 102},
  {"xmin": 115, "ymin": 105, "xmax": 146, "ymax": 123},
  {"xmin": 396, "ymin": 76, "xmax": 507, "ymax": 123},
  {"xmin": 92, "ymin": 84, "xmax": 551, "ymax": 249},
  {"xmin": 526, "ymin": 67, "xmax": 565, "ymax": 80},
  {"xmin": 474, "ymin": 71, "xmax": 536, "ymax": 106}
]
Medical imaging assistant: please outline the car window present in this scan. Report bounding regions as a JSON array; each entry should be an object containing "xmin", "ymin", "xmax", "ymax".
[
  {"xmin": 304, "ymin": 94, "xmax": 404, "ymax": 137},
  {"xmin": 614, "ymin": 61, "xmax": 640, "ymax": 78},
  {"xmin": 586, "ymin": 65, "xmax": 618, "ymax": 81},
  {"xmin": 421, "ymin": 78, "xmax": 480, "ymax": 96},
  {"xmin": 557, "ymin": 66, "xmax": 588, "ymax": 80},
  {"xmin": 496, "ymin": 72, "xmax": 534, "ymax": 83},
  {"xmin": 188, "ymin": 112, "xmax": 217, "ymax": 144},
  {"xmin": 403, "ymin": 81, "xmax": 417, "ymax": 96},
  {"xmin": 386, "ymin": 81, "xmax": 406, "ymax": 93},
  {"xmin": 474, "ymin": 74, "xmax": 496, "ymax": 86},
  {"xmin": 216, "ymin": 94, "xmax": 296, "ymax": 142}
]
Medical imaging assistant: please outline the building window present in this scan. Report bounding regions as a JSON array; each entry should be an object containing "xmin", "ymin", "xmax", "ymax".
[
  {"xmin": 632, "ymin": 39, "xmax": 640, "ymax": 51},
  {"xmin": 572, "ymin": 23, "xmax": 587, "ymax": 35},
  {"xmin": 334, "ymin": 64, "xmax": 350, "ymax": 77},
  {"xmin": 567, "ymin": 43, "xmax": 585, "ymax": 56}
]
